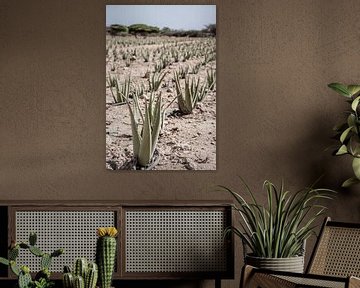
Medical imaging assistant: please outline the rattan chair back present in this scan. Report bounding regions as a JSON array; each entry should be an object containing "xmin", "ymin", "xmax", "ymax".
[{"xmin": 307, "ymin": 217, "xmax": 360, "ymax": 278}]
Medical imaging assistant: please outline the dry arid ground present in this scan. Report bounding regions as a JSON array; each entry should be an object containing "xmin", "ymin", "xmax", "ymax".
[{"xmin": 105, "ymin": 35, "xmax": 216, "ymax": 170}]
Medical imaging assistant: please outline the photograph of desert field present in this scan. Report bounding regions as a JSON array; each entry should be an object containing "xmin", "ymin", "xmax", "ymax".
[{"xmin": 105, "ymin": 5, "xmax": 216, "ymax": 170}]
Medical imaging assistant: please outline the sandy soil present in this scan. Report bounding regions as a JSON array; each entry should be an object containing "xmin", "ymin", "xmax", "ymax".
[{"xmin": 105, "ymin": 35, "xmax": 216, "ymax": 170}]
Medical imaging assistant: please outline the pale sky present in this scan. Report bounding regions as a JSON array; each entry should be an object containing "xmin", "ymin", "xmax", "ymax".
[{"xmin": 106, "ymin": 5, "xmax": 216, "ymax": 30}]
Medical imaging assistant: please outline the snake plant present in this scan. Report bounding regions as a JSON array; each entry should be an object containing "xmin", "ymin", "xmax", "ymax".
[
  {"xmin": 219, "ymin": 178, "xmax": 334, "ymax": 258},
  {"xmin": 328, "ymin": 83, "xmax": 360, "ymax": 187}
]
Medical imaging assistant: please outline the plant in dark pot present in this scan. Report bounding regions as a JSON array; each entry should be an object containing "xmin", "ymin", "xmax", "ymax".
[
  {"xmin": 328, "ymin": 83, "xmax": 360, "ymax": 187},
  {"xmin": 220, "ymin": 179, "xmax": 334, "ymax": 273}
]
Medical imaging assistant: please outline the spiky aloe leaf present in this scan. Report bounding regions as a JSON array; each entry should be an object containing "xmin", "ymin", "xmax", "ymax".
[
  {"xmin": 127, "ymin": 100, "xmax": 141, "ymax": 157},
  {"xmin": 138, "ymin": 101, "xmax": 153, "ymax": 167},
  {"xmin": 150, "ymin": 94, "xmax": 164, "ymax": 157},
  {"xmin": 29, "ymin": 232, "xmax": 37, "ymax": 246}
]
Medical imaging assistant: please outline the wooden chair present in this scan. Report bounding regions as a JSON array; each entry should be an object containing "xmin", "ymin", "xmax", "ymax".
[{"xmin": 241, "ymin": 217, "xmax": 360, "ymax": 288}]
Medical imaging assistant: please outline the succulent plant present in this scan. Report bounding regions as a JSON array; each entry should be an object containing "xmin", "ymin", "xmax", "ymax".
[
  {"xmin": 62, "ymin": 259, "xmax": 98, "ymax": 288},
  {"xmin": 206, "ymin": 68, "xmax": 216, "ymax": 91},
  {"xmin": 96, "ymin": 227, "xmax": 118, "ymax": 288},
  {"xmin": 0, "ymin": 232, "xmax": 63, "ymax": 288},
  {"xmin": 108, "ymin": 77, "xmax": 130, "ymax": 104},
  {"xmin": 174, "ymin": 72, "xmax": 207, "ymax": 114},
  {"xmin": 127, "ymin": 92, "xmax": 166, "ymax": 168},
  {"xmin": 148, "ymin": 72, "xmax": 166, "ymax": 92},
  {"xmin": 328, "ymin": 83, "xmax": 360, "ymax": 187}
]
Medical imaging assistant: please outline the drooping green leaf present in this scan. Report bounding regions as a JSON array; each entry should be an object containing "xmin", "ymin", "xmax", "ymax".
[
  {"xmin": 138, "ymin": 101, "xmax": 152, "ymax": 167},
  {"xmin": 336, "ymin": 144, "xmax": 348, "ymax": 155},
  {"xmin": 347, "ymin": 85, "xmax": 360, "ymax": 97},
  {"xmin": 352, "ymin": 157, "xmax": 360, "ymax": 179},
  {"xmin": 340, "ymin": 126, "xmax": 353, "ymax": 143},
  {"xmin": 328, "ymin": 83, "xmax": 351, "ymax": 97},
  {"xmin": 342, "ymin": 177, "xmax": 360, "ymax": 188},
  {"xmin": 351, "ymin": 96, "xmax": 360, "ymax": 111}
]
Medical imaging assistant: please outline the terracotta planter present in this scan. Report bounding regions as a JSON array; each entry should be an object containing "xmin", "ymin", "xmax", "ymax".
[{"xmin": 245, "ymin": 254, "xmax": 304, "ymax": 273}]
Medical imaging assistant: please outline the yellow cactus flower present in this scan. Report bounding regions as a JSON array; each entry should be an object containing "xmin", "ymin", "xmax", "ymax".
[{"xmin": 97, "ymin": 227, "xmax": 118, "ymax": 237}]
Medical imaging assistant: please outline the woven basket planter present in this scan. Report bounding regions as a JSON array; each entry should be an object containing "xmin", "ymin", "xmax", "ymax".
[{"xmin": 245, "ymin": 254, "xmax": 305, "ymax": 273}]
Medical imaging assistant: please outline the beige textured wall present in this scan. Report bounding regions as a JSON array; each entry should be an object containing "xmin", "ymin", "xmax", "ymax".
[{"xmin": 1, "ymin": 0, "xmax": 360, "ymax": 287}]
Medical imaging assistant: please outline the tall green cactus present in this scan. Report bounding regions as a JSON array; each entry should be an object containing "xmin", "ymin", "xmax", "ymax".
[{"xmin": 96, "ymin": 227, "xmax": 118, "ymax": 288}]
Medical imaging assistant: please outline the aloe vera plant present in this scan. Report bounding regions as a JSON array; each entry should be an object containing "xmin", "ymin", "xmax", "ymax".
[
  {"xmin": 206, "ymin": 68, "xmax": 216, "ymax": 91},
  {"xmin": 174, "ymin": 72, "xmax": 207, "ymax": 114},
  {"xmin": 148, "ymin": 72, "xmax": 166, "ymax": 92},
  {"xmin": 328, "ymin": 83, "xmax": 360, "ymax": 187},
  {"xmin": 127, "ymin": 91, "xmax": 165, "ymax": 168},
  {"xmin": 219, "ymin": 179, "xmax": 334, "ymax": 258},
  {"xmin": 108, "ymin": 77, "xmax": 131, "ymax": 104}
]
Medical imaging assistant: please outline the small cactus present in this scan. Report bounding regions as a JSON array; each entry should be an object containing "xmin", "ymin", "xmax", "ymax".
[
  {"xmin": 74, "ymin": 275, "xmax": 85, "ymax": 288},
  {"xmin": 63, "ymin": 259, "xmax": 98, "ymax": 288},
  {"xmin": 96, "ymin": 227, "xmax": 118, "ymax": 288},
  {"xmin": 85, "ymin": 263, "xmax": 98, "ymax": 288},
  {"xmin": 74, "ymin": 258, "xmax": 88, "ymax": 279}
]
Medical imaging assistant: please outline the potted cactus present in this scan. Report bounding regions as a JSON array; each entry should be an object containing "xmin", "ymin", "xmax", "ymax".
[
  {"xmin": 96, "ymin": 227, "xmax": 118, "ymax": 288},
  {"xmin": 328, "ymin": 82, "xmax": 360, "ymax": 187},
  {"xmin": 0, "ymin": 232, "xmax": 63, "ymax": 288},
  {"xmin": 62, "ymin": 258, "xmax": 98, "ymax": 288}
]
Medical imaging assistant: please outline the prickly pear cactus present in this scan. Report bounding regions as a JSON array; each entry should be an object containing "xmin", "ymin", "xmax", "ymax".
[
  {"xmin": 96, "ymin": 227, "xmax": 118, "ymax": 288},
  {"xmin": 0, "ymin": 232, "xmax": 63, "ymax": 288},
  {"xmin": 18, "ymin": 267, "xmax": 32, "ymax": 288}
]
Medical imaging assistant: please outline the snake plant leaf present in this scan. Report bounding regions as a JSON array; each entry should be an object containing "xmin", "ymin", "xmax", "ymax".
[
  {"xmin": 347, "ymin": 85, "xmax": 360, "ymax": 97},
  {"xmin": 340, "ymin": 126, "xmax": 353, "ymax": 143},
  {"xmin": 138, "ymin": 102, "xmax": 152, "ymax": 167},
  {"xmin": 351, "ymin": 96, "xmax": 360, "ymax": 111},
  {"xmin": 336, "ymin": 145, "xmax": 348, "ymax": 155},
  {"xmin": 328, "ymin": 83, "xmax": 351, "ymax": 97},
  {"xmin": 342, "ymin": 177, "xmax": 360, "ymax": 188},
  {"xmin": 352, "ymin": 157, "xmax": 360, "ymax": 179}
]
